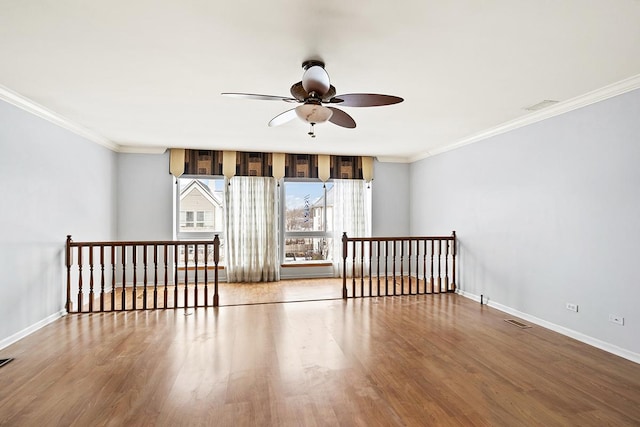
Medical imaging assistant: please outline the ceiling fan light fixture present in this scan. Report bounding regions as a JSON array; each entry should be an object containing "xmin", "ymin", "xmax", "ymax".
[
  {"xmin": 295, "ymin": 104, "xmax": 333, "ymax": 124},
  {"xmin": 302, "ymin": 65, "xmax": 330, "ymax": 96}
]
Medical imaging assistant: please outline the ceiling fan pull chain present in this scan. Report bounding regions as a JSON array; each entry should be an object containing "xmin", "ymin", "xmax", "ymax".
[{"xmin": 308, "ymin": 123, "xmax": 316, "ymax": 138}]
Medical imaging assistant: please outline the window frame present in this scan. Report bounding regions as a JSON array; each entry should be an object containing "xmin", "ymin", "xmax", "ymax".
[{"xmin": 280, "ymin": 179, "xmax": 333, "ymax": 265}]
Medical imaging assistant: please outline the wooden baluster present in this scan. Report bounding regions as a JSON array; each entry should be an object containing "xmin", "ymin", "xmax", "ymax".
[
  {"xmin": 132, "ymin": 245, "xmax": 137, "ymax": 310},
  {"xmin": 213, "ymin": 235, "xmax": 220, "ymax": 307},
  {"xmin": 164, "ymin": 244, "xmax": 169, "ymax": 308},
  {"xmin": 142, "ymin": 244, "xmax": 148, "ymax": 310},
  {"xmin": 437, "ymin": 240, "xmax": 442, "ymax": 293},
  {"xmin": 445, "ymin": 239, "xmax": 450, "ymax": 292},
  {"xmin": 204, "ymin": 243, "xmax": 209, "ymax": 307},
  {"xmin": 100, "ymin": 245, "xmax": 105, "ymax": 312},
  {"xmin": 384, "ymin": 240, "xmax": 389, "ymax": 296},
  {"xmin": 360, "ymin": 240, "xmax": 364, "ymax": 298},
  {"xmin": 392, "ymin": 240, "xmax": 397, "ymax": 296},
  {"xmin": 153, "ymin": 244, "xmax": 158, "ymax": 309},
  {"xmin": 408, "ymin": 239, "xmax": 412, "ymax": 295},
  {"xmin": 77, "ymin": 245, "xmax": 83, "ymax": 313},
  {"xmin": 422, "ymin": 239, "xmax": 427, "ymax": 295},
  {"xmin": 416, "ymin": 239, "xmax": 420, "ymax": 294},
  {"xmin": 194, "ymin": 243, "xmax": 199, "ymax": 307},
  {"xmin": 342, "ymin": 233, "xmax": 348, "ymax": 299},
  {"xmin": 451, "ymin": 231, "xmax": 457, "ymax": 292},
  {"xmin": 66, "ymin": 236, "xmax": 73, "ymax": 313},
  {"xmin": 121, "ymin": 245, "xmax": 126, "ymax": 311},
  {"xmin": 174, "ymin": 244, "xmax": 179, "ymax": 309},
  {"xmin": 376, "ymin": 241, "xmax": 381, "ymax": 297},
  {"xmin": 351, "ymin": 240, "xmax": 356, "ymax": 298},
  {"xmin": 184, "ymin": 243, "xmax": 189, "ymax": 308},
  {"xmin": 111, "ymin": 246, "xmax": 116, "ymax": 311},
  {"xmin": 400, "ymin": 239, "xmax": 405, "ymax": 295},
  {"xmin": 88, "ymin": 245, "xmax": 94, "ymax": 312},
  {"xmin": 430, "ymin": 240, "xmax": 435, "ymax": 294},
  {"xmin": 368, "ymin": 240, "xmax": 372, "ymax": 297}
]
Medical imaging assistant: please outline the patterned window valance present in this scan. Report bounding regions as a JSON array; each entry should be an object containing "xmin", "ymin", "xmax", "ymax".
[
  {"xmin": 178, "ymin": 149, "xmax": 366, "ymax": 180},
  {"xmin": 184, "ymin": 150, "xmax": 224, "ymax": 176}
]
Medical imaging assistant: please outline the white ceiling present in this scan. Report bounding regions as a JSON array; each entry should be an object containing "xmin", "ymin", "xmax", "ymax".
[{"xmin": 2, "ymin": 1, "xmax": 640, "ymax": 162}]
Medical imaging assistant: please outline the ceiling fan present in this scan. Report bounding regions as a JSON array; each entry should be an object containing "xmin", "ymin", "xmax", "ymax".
[{"xmin": 221, "ymin": 60, "xmax": 404, "ymax": 137}]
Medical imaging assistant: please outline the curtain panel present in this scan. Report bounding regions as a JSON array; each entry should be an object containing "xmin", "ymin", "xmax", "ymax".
[
  {"xmin": 224, "ymin": 176, "xmax": 280, "ymax": 282},
  {"xmin": 331, "ymin": 180, "xmax": 372, "ymax": 277}
]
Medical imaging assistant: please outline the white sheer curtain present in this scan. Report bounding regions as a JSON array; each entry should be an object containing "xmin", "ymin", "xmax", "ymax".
[
  {"xmin": 331, "ymin": 179, "xmax": 371, "ymax": 277},
  {"xmin": 224, "ymin": 176, "xmax": 280, "ymax": 282}
]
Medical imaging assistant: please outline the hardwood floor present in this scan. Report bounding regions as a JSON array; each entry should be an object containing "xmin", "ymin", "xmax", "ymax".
[{"xmin": 1, "ymin": 285, "xmax": 639, "ymax": 426}]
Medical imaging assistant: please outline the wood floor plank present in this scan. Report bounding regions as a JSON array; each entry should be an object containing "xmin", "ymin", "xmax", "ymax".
[{"xmin": 1, "ymin": 287, "xmax": 639, "ymax": 426}]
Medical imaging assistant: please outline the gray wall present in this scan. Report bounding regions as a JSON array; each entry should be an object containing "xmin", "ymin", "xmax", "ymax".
[
  {"xmin": 116, "ymin": 152, "xmax": 174, "ymax": 240},
  {"xmin": 0, "ymin": 100, "xmax": 117, "ymax": 348},
  {"xmin": 372, "ymin": 160, "xmax": 410, "ymax": 236},
  {"xmin": 410, "ymin": 89, "xmax": 640, "ymax": 357}
]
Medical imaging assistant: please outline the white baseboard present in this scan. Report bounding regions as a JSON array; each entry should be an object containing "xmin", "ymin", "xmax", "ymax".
[
  {"xmin": 0, "ymin": 310, "xmax": 66, "ymax": 351},
  {"xmin": 456, "ymin": 290, "xmax": 640, "ymax": 365}
]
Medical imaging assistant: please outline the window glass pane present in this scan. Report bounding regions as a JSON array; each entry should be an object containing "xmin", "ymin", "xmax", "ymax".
[
  {"xmin": 284, "ymin": 238, "xmax": 332, "ymax": 262},
  {"xmin": 178, "ymin": 178, "xmax": 224, "ymax": 233},
  {"xmin": 285, "ymin": 182, "xmax": 333, "ymax": 232},
  {"xmin": 177, "ymin": 240, "xmax": 225, "ymax": 265}
]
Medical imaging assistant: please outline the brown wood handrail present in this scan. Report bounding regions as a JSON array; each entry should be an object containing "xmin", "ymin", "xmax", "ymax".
[
  {"xmin": 343, "ymin": 235, "xmax": 455, "ymax": 242},
  {"xmin": 67, "ymin": 239, "xmax": 217, "ymax": 247},
  {"xmin": 341, "ymin": 231, "xmax": 457, "ymax": 299}
]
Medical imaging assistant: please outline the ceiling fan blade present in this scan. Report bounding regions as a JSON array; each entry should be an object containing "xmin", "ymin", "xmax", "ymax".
[
  {"xmin": 333, "ymin": 94, "xmax": 404, "ymax": 107},
  {"xmin": 327, "ymin": 107, "xmax": 356, "ymax": 129},
  {"xmin": 268, "ymin": 108, "xmax": 298, "ymax": 127},
  {"xmin": 221, "ymin": 93, "xmax": 299, "ymax": 103}
]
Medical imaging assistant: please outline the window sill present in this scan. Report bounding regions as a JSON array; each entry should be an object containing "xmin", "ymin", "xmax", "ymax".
[{"xmin": 281, "ymin": 262, "xmax": 332, "ymax": 268}]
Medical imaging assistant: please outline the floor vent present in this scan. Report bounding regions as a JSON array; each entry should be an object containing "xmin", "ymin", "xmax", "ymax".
[
  {"xmin": 504, "ymin": 319, "xmax": 531, "ymax": 329},
  {"xmin": 0, "ymin": 358, "xmax": 14, "ymax": 368}
]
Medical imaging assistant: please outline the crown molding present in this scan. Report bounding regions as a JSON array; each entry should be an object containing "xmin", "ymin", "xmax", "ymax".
[
  {"xmin": 0, "ymin": 84, "xmax": 120, "ymax": 152},
  {"xmin": 376, "ymin": 155, "xmax": 412, "ymax": 163},
  {"xmin": 116, "ymin": 145, "xmax": 168, "ymax": 154},
  {"xmin": 409, "ymin": 73, "xmax": 640, "ymax": 163}
]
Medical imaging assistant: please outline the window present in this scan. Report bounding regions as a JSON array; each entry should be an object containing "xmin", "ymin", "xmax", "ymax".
[
  {"xmin": 283, "ymin": 181, "xmax": 334, "ymax": 263},
  {"xmin": 175, "ymin": 177, "xmax": 225, "ymax": 265}
]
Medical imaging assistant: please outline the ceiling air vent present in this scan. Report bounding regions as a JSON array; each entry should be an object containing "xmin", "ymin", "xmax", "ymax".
[{"xmin": 524, "ymin": 100, "xmax": 559, "ymax": 111}]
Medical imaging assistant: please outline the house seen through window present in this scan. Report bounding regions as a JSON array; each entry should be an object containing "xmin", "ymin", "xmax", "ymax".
[{"xmin": 176, "ymin": 177, "xmax": 225, "ymax": 265}]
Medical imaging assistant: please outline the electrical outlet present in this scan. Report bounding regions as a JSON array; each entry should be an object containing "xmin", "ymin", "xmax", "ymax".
[
  {"xmin": 565, "ymin": 303, "xmax": 578, "ymax": 312},
  {"xmin": 609, "ymin": 314, "xmax": 624, "ymax": 326}
]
